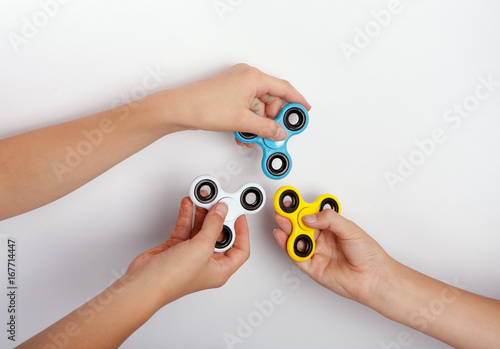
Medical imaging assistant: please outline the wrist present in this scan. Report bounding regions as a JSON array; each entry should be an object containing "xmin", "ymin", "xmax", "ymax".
[
  {"xmin": 119, "ymin": 89, "xmax": 187, "ymax": 139},
  {"xmin": 361, "ymin": 258, "xmax": 434, "ymax": 324},
  {"xmin": 123, "ymin": 267, "xmax": 189, "ymax": 310},
  {"xmin": 119, "ymin": 272, "xmax": 168, "ymax": 312},
  {"xmin": 145, "ymin": 87, "xmax": 197, "ymax": 135},
  {"xmin": 356, "ymin": 256, "xmax": 408, "ymax": 312}
]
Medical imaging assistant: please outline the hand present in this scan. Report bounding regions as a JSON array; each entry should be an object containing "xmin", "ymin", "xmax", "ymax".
[
  {"xmin": 273, "ymin": 209, "xmax": 396, "ymax": 305},
  {"xmin": 125, "ymin": 196, "xmax": 250, "ymax": 305},
  {"xmin": 155, "ymin": 63, "xmax": 311, "ymax": 144}
]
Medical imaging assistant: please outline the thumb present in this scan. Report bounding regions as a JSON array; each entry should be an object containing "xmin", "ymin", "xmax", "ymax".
[
  {"xmin": 194, "ymin": 203, "xmax": 228, "ymax": 248},
  {"xmin": 236, "ymin": 109, "xmax": 287, "ymax": 141},
  {"xmin": 302, "ymin": 210, "xmax": 359, "ymax": 240}
]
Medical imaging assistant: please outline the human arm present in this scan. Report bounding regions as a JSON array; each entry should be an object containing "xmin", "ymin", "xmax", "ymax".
[
  {"xmin": 273, "ymin": 209, "xmax": 500, "ymax": 349},
  {"xmin": 17, "ymin": 196, "xmax": 250, "ymax": 348},
  {"xmin": 0, "ymin": 63, "xmax": 310, "ymax": 220}
]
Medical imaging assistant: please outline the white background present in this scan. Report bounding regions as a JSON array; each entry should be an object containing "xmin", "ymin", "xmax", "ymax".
[{"xmin": 1, "ymin": 0, "xmax": 500, "ymax": 348}]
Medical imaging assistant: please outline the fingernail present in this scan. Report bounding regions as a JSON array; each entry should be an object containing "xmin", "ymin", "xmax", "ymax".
[
  {"xmin": 302, "ymin": 214, "xmax": 317, "ymax": 223},
  {"xmin": 273, "ymin": 126, "xmax": 287, "ymax": 141},
  {"xmin": 215, "ymin": 203, "xmax": 228, "ymax": 218}
]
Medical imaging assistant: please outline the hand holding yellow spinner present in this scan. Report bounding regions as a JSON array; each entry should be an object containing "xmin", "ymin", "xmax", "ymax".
[{"xmin": 274, "ymin": 186, "xmax": 341, "ymax": 262}]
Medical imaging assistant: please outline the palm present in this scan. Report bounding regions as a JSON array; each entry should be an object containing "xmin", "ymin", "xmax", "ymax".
[
  {"xmin": 274, "ymin": 211, "xmax": 389, "ymax": 303},
  {"xmin": 306, "ymin": 226, "xmax": 388, "ymax": 302}
]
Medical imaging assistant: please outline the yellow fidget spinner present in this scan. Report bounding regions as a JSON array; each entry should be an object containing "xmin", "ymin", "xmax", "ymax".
[{"xmin": 273, "ymin": 186, "xmax": 341, "ymax": 262}]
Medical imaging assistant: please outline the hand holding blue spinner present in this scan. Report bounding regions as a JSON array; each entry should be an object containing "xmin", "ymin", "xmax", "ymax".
[{"xmin": 234, "ymin": 103, "xmax": 309, "ymax": 180}]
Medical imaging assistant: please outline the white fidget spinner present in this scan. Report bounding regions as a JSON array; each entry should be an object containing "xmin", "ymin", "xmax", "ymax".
[{"xmin": 189, "ymin": 175, "xmax": 266, "ymax": 253}]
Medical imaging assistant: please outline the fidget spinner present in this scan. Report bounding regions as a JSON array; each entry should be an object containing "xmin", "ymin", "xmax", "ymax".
[
  {"xmin": 274, "ymin": 186, "xmax": 341, "ymax": 262},
  {"xmin": 189, "ymin": 175, "xmax": 266, "ymax": 253},
  {"xmin": 234, "ymin": 103, "xmax": 309, "ymax": 180}
]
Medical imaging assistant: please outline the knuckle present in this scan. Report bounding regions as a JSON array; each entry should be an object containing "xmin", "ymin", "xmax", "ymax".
[
  {"xmin": 212, "ymin": 211, "xmax": 226, "ymax": 225},
  {"xmin": 321, "ymin": 208, "xmax": 336, "ymax": 220},
  {"xmin": 246, "ymin": 65, "xmax": 259, "ymax": 74},
  {"xmin": 261, "ymin": 122, "xmax": 277, "ymax": 139},
  {"xmin": 241, "ymin": 65, "xmax": 260, "ymax": 80},
  {"xmin": 233, "ymin": 62, "xmax": 249, "ymax": 70},
  {"xmin": 198, "ymin": 234, "xmax": 215, "ymax": 251},
  {"xmin": 281, "ymin": 79, "xmax": 292, "ymax": 88}
]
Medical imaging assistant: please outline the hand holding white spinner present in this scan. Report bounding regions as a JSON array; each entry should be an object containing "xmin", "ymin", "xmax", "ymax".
[{"xmin": 189, "ymin": 175, "xmax": 266, "ymax": 253}]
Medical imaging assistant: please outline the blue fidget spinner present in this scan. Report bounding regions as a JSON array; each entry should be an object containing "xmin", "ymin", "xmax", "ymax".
[{"xmin": 234, "ymin": 103, "xmax": 309, "ymax": 180}]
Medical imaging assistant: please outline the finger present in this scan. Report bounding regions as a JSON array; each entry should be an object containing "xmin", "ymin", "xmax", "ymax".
[
  {"xmin": 256, "ymin": 73, "xmax": 311, "ymax": 110},
  {"xmin": 262, "ymin": 95, "xmax": 284, "ymax": 119},
  {"xmin": 221, "ymin": 215, "xmax": 250, "ymax": 272},
  {"xmin": 230, "ymin": 215, "xmax": 250, "ymax": 253},
  {"xmin": 234, "ymin": 109, "xmax": 288, "ymax": 141},
  {"xmin": 250, "ymin": 98, "xmax": 265, "ymax": 117},
  {"xmin": 191, "ymin": 205, "xmax": 208, "ymax": 238},
  {"xmin": 273, "ymin": 228, "xmax": 288, "ymax": 252},
  {"xmin": 273, "ymin": 212, "xmax": 293, "ymax": 235},
  {"xmin": 234, "ymin": 137, "xmax": 255, "ymax": 148},
  {"xmin": 170, "ymin": 197, "xmax": 194, "ymax": 241},
  {"xmin": 194, "ymin": 203, "xmax": 228, "ymax": 249},
  {"xmin": 302, "ymin": 210, "xmax": 361, "ymax": 240}
]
